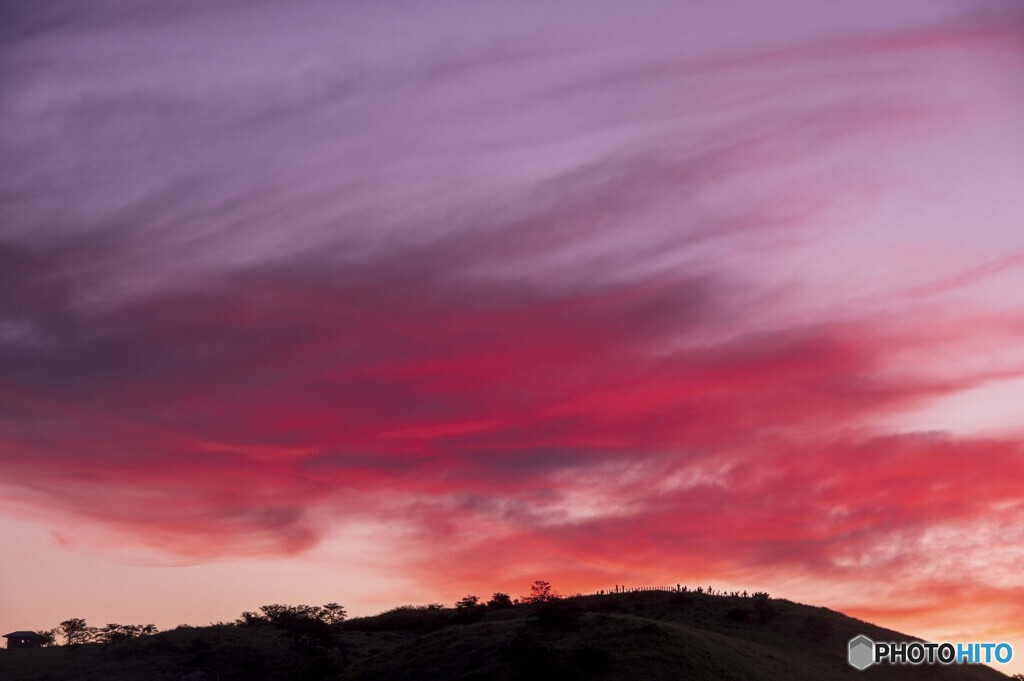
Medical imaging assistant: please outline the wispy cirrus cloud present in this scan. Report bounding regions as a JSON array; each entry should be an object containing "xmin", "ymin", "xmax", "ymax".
[{"xmin": 2, "ymin": 0, "xmax": 1024, "ymax": 656}]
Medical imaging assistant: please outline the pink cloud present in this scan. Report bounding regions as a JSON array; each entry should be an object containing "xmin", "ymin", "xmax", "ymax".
[{"xmin": 1, "ymin": 0, "xmax": 1023, "ymax": 663}]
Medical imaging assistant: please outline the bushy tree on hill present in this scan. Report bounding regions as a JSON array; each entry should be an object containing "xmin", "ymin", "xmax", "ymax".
[
  {"xmin": 487, "ymin": 592, "xmax": 514, "ymax": 609},
  {"xmin": 455, "ymin": 595, "xmax": 480, "ymax": 610},
  {"xmin": 59, "ymin": 618, "xmax": 94, "ymax": 645},
  {"xmin": 454, "ymin": 594, "xmax": 485, "ymax": 623},
  {"xmin": 96, "ymin": 623, "xmax": 159, "ymax": 643},
  {"xmin": 236, "ymin": 603, "xmax": 347, "ymax": 626},
  {"xmin": 56, "ymin": 618, "xmax": 157, "ymax": 645},
  {"xmin": 382, "ymin": 603, "xmax": 446, "ymax": 614},
  {"xmin": 34, "ymin": 628, "xmax": 58, "ymax": 647},
  {"xmin": 522, "ymin": 580, "xmax": 558, "ymax": 604},
  {"xmin": 321, "ymin": 602, "xmax": 347, "ymax": 624},
  {"xmin": 234, "ymin": 603, "xmax": 344, "ymax": 651}
]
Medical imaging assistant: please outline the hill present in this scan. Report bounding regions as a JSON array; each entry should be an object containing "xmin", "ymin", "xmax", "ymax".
[{"xmin": 0, "ymin": 591, "xmax": 1012, "ymax": 680}]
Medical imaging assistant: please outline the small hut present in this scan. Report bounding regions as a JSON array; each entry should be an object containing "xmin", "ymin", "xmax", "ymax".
[{"xmin": 3, "ymin": 631, "xmax": 48, "ymax": 649}]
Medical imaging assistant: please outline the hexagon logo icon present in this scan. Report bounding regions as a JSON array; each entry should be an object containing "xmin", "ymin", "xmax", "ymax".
[{"xmin": 849, "ymin": 635, "xmax": 875, "ymax": 670}]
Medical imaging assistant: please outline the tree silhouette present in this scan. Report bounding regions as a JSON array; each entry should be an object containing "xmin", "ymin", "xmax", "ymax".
[
  {"xmin": 523, "ymin": 580, "xmax": 557, "ymax": 603},
  {"xmin": 237, "ymin": 603, "xmax": 347, "ymax": 627},
  {"xmin": 34, "ymin": 629, "xmax": 58, "ymax": 647},
  {"xmin": 94, "ymin": 623, "xmax": 159, "ymax": 643},
  {"xmin": 487, "ymin": 592, "xmax": 514, "ymax": 609},
  {"xmin": 455, "ymin": 595, "xmax": 480, "ymax": 610},
  {"xmin": 454, "ymin": 594, "xmax": 484, "ymax": 623},
  {"xmin": 259, "ymin": 604, "xmax": 315, "ymax": 623},
  {"xmin": 236, "ymin": 611, "xmax": 268, "ymax": 626},
  {"xmin": 59, "ymin": 618, "xmax": 94, "ymax": 645},
  {"xmin": 321, "ymin": 603, "xmax": 347, "ymax": 624},
  {"xmin": 99, "ymin": 624, "xmax": 133, "ymax": 643}
]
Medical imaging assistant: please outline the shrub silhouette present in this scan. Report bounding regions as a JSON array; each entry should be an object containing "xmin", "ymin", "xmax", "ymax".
[
  {"xmin": 348, "ymin": 604, "xmax": 452, "ymax": 633},
  {"xmin": 487, "ymin": 592, "xmax": 514, "ymax": 609}
]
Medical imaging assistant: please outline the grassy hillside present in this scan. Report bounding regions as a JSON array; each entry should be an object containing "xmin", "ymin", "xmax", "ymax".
[{"xmin": 0, "ymin": 591, "xmax": 1011, "ymax": 681}]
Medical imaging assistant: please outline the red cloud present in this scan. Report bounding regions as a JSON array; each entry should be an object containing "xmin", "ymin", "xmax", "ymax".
[{"xmin": 3, "ymin": 242, "xmax": 1019, "ymax": 570}]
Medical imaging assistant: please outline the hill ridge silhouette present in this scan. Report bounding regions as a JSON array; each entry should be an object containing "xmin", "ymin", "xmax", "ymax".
[{"xmin": 1, "ymin": 589, "xmax": 1012, "ymax": 680}]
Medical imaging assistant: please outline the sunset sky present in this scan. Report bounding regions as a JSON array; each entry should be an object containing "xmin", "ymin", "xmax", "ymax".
[{"xmin": 2, "ymin": 0, "xmax": 1024, "ymax": 668}]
